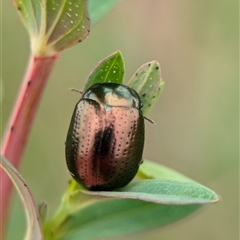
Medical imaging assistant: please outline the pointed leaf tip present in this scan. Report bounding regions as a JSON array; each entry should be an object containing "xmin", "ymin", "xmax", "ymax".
[{"xmin": 84, "ymin": 51, "xmax": 125, "ymax": 90}]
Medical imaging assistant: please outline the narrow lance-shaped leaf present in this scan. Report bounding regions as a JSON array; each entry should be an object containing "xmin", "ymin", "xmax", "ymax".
[
  {"xmin": 59, "ymin": 199, "xmax": 201, "ymax": 240},
  {"xmin": 46, "ymin": 173, "xmax": 218, "ymax": 239},
  {"xmin": 0, "ymin": 155, "xmax": 43, "ymax": 240},
  {"xmin": 84, "ymin": 51, "xmax": 125, "ymax": 90},
  {"xmin": 80, "ymin": 179, "xmax": 219, "ymax": 205},
  {"xmin": 128, "ymin": 61, "xmax": 164, "ymax": 115}
]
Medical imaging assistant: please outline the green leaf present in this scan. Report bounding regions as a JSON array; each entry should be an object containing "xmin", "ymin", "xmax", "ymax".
[
  {"xmin": 45, "ymin": 177, "xmax": 218, "ymax": 240},
  {"xmin": 45, "ymin": 0, "xmax": 90, "ymax": 52},
  {"xmin": 128, "ymin": 61, "xmax": 164, "ymax": 115},
  {"xmin": 15, "ymin": 0, "xmax": 123, "ymax": 56},
  {"xmin": 84, "ymin": 51, "xmax": 125, "ymax": 90},
  {"xmin": 89, "ymin": 0, "xmax": 121, "ymax": 25},
  {"xmin": 15, "ymin": 0, "xmax": 90, "ymax": 56},
  {"xmin": 138, "ymin": 159, "xmax": 194, "ymax": 182},
  {"xmin": 80, "ymin": 179, "xmax": 219, "ymax": 205},
  {"xmin": 0, "ymin": 155, "xmax": 42, "ymax": 240},
  {"xmin": 59, "ymin": 199, "xmax": 201, "ymax": 240}
]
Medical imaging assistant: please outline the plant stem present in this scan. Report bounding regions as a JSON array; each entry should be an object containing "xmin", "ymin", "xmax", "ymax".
[
  {"xmin": 0, "ymin": 54, "xmax": 59, "ymax": 237},
  {"xmin": 43, "ymin": 184, "xmax": 96, "ymax": 240}
]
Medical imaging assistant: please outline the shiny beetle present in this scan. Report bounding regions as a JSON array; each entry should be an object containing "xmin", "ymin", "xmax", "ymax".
[{"xmin": 65, "ymin": 83, "xmax": 145, "ymax": 191}]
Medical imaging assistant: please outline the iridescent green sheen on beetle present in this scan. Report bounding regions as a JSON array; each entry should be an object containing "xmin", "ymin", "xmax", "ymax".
[{"xmin": 65, "ymin": 83, "xmax": 144, "ymax": 191}]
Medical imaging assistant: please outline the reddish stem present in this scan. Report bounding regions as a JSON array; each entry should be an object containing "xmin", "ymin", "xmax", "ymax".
[{"xmin": 0, "ymin": 54, "xmax": 59, "ymax": 237}]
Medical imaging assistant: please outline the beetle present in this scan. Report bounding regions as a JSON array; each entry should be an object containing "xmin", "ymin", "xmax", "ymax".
[{"xmin": 65, "ymin": 82, "xmax": 145, "ymax": 191}]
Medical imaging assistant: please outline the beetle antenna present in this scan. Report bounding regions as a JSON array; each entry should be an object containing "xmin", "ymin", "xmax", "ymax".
[
  {"xmin": 143, "ymin": 116, "xmax": 155, "ymax": 125},
  {"xmin": 68, "ymin": 88, "xmax": 84, "ymax": 94}
]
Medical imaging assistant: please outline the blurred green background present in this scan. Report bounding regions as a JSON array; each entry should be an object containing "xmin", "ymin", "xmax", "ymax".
[{"xmin": 2, "ymin": 0, "xmax": 238, "ymax": 239}]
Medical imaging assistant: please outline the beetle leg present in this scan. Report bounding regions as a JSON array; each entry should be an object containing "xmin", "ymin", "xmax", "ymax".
[
  {"xmin": 68, "ymin": 88, "xmax": 84, "ymax": 94},
  {"xmin": 143, "ymin": 116, "xmax": 155, "ymax": 125}
]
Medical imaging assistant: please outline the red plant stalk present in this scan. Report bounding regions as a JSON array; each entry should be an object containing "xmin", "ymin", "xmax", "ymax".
[{"xmin": 0, "ymin": 54, "xmax": 59, "ymax": 237}]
